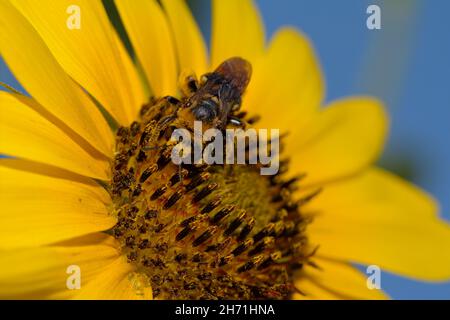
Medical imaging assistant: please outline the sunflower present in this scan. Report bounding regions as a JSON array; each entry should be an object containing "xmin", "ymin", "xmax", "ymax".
[{"xmin": 0, "ymin": 0, "xmax": 449, "ymax": 300}]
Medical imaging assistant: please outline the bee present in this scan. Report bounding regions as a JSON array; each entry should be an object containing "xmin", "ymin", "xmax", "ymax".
[
  {"xmin": 177, "ymin": 57, "xmax": 252, "ymax": 130},
  {"xmin": 150, "ymin": 57, "xmax": 252, "ymax": 136},
  {"xmin": 141, "ymin": 57, "xmax": 252, "ymax": 163}
]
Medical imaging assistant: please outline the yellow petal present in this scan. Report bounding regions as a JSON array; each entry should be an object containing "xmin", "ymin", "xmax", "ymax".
[
  {"xmin": 211, "ymin": 0, "xmax": 265, "ymax": 69},
  {"xmin": 73, "ymin": 257, "xmax": 152, "ymax": 300},
  {"xmin": 116, "ymin": 0, "xmax": 177, "ymax": 97},
  {"xmin": 11, "ymin": 0, "xmax": 146, "ymax": 124},
  {"xmin": 289, "ymin": 97, "xmax": 388, "ymax": 186},
  {"xmin": 293, "ymin": 280, "xmax": 342, "ymax": 300},
  {"xmin": 0, "ymin": 92, "xmax": 110, "ymax": 180},
  {"xmin": 295, "ymin": 258, "xmax": 388, "ymax": 300},
  {"xmin": 0, "ymin": 1, "xmax": 114, "ymax": 157},
  {"xmin": 0, "ymin": 234, "xmax": 120, "ymax": 299},
  {"xmin": 244, "ymin": 28, "xmax": 324, "ymax": 137},
  {"xmin": 161, "ymin": 0, "xmax": 208, "ymax": 76},
  {"xmin": 306, "ymin": 168, "xmax": 450, "ymax": 281},
  {"xmin": 0, "ymin": 159, "xmax": 116, "ymax": 249}
]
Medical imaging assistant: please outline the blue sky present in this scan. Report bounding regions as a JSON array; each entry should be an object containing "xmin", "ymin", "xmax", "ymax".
[{"xmin": 253, "ymin": 0, "xmax": 450, "ymax": 299}]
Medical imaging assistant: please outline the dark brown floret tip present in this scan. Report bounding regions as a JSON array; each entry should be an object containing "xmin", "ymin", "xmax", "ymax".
[{"xmin": 109, "ymin": 78, "xmax": 317, "ymax": 300}]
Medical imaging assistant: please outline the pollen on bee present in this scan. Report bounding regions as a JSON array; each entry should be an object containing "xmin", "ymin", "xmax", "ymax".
[{"xmin": 108, "ymin": 62, "xmax": 318, "ymax": 300}]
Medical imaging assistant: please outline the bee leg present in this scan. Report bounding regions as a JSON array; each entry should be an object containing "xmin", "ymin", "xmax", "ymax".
[
  {"xmin": 142, "ymin": 145, "xmax": 165, "ymax": 151},
  {"xmin": 142, "ymin": 115, "xmax": 177, "ymax": 151},
  {"xmin": 179, "ymin": 70, "xmax": 199, "ymax": 96},
  {"xmin": 178, "ymin": 164, "xmax": 183, "ymax": 184},
  {"xmin": 165, "ymin": 95, "xmax": 181, "ymax": 106}
]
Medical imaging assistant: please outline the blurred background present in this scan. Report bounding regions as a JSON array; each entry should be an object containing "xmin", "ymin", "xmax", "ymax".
[
  {"xmin": 189, "ymin": 0, "xmax": 450, "ymax": 299},
  {"xmin": 1, "ymin": 0, "xmax": 449, "ymax": 299}
]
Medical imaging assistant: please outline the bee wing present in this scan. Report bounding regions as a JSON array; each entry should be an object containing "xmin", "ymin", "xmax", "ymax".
[{"xmin": 215, "ymin": 57, "xmax": 252, "ymax": 95}]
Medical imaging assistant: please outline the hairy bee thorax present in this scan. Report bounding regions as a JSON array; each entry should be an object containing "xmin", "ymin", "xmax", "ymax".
[{"xmin": 109, "ymin": 66, "xmax": 318, "ymax": 300}]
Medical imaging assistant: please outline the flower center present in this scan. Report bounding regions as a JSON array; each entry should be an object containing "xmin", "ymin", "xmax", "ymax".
[{"xmin": 109, "ymin": 62, "xmax": 317, "ymax": 299}]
